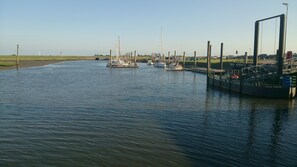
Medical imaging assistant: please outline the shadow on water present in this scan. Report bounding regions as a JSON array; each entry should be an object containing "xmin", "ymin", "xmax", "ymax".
[{"xmin": 156, "ymin": 86, "xmax": 297, "ymax": 166}]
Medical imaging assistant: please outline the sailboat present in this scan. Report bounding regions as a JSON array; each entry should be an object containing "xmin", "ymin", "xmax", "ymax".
[
  {"xmin": 154, "ymin": 26, "xmax": 166, "ymax": 68},
  {"xmin": 166, "ymin": 52, "xmax": 183, "ymax": 71},
  {"xmin": 166, "ymin": 61, "xmax": 183, "ymax": 71},
  {"xmin": 106, "ymin": 37, "xmax": 138, "ymax": 68}
]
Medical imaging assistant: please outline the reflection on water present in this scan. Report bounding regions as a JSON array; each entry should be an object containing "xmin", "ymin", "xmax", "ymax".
[{"xmin": 0, "ymin": 60, "xmax": 296, "ymax": 166}]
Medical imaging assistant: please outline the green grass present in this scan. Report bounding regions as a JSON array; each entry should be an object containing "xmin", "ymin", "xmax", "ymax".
[
  {"xmin": 0, "ymin": 62, "xmax": 15, "ymax": 67},
  {"xmin": 0, "ymin": 55, "xmax": 94, "ymax": 61}
]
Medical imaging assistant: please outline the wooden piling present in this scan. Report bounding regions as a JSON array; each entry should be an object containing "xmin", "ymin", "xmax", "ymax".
[
  {"xmin": 220, "ymin": 43, "xmax": 223, "ymax": 70},
  {"xmin": 174, "ymin": 50, "xmax": 176, "ymax": 61},
  {"xmin": 134, "ymin": 50, "xmax": 137, "ymax": 67},
  {"xmin": 194, "ymin": 51, "xmax": 197, "ymax": 67},
  {"xmin": 168, "ymin": 51, "xmax": 170, "ymax": 64},
  {"xmin": 220, "ymin": 43, "xmax": 224, "ymax": 88},
  {"xmin": 244, "ymin": 52, "xmax": 248, "ymax": 67},
  {"xmin": 183, "ymin": 52, "xmax": 185, "ymax": 68},
  {"xmin": 16, "ymin": 44, "xmax": 19, "ymax": 70},
  {"xmin": 109, "ymin": 49, "xmax": 112, "ymax": 68}
]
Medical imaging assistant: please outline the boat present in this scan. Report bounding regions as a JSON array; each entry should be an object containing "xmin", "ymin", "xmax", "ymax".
[
  {"xmin": 166, "ymin": 61, "xmax": 183, "ymax": 71},
  {"xmin": 106, "ymin": 37, "xmax": 138, "ymax": 68},
  {"xmin": 154, "ymin": 60, "xmax": 166, "ymax": 68},
  {"xmin": 106, "ymin": 59, "xmax": 138, "ymax": 68},
  {"xmin": 147, "ymin": 60, "xmax": 154, "ymax": 65}
]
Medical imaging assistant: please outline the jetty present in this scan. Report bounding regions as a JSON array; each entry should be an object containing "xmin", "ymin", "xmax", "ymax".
[{"xmin": 205, "ymin": 14, "xmax": 297, "ymax": 99}]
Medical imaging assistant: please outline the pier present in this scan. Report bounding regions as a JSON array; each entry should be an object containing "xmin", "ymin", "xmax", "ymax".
[{"xmin": 205, "ymin": 14, "xmax": 297, "ymax": 99}]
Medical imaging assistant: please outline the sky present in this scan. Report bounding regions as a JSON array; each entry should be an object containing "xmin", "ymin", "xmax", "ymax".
[{"xmin": 0, "ymin": 0, "xmax": 296, "ymax": 56}]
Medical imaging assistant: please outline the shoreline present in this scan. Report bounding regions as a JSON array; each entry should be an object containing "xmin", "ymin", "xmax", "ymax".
[{"xmin": 0, "ymin": 60, "xmax": 65, "ymax": 71}]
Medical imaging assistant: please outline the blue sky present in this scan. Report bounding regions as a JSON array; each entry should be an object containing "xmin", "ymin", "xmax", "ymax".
[{"xmin": 0, "ymin": 0, "xmax": 296, "ymax": 56}]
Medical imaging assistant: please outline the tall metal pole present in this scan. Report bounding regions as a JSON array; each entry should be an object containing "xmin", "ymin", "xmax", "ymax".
[
  {"xmin": 207, "ymin": 41, "xmax": 210, "ymax": 85},
  {"xmin": 278, "ymin": 14, "xmax": 286, "ymax": 77},
  {"xmin": 161, "ymin": 26, "xmax": 163, "ymax": 61},
  {"xmin": 253, "ymin": 21, "xmax": 259, "ymax": 66},
  {"xmin": 283, "ymin": 3, "xmax": 288, "ymax": 56}
]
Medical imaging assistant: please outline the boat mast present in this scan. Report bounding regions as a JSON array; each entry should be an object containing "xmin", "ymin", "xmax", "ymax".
[
  {"xmin": 161, "ymin": 26, "xmax": 164, "ymax": 62},
  {"xmin": 117, "ymin": 36, "xmax": 120, "ymax": 60}
]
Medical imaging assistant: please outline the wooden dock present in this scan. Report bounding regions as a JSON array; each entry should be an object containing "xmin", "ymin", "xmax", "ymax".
[{"xmin": 185, "ymin": 68, "xmax": 225, "ymax": 74}]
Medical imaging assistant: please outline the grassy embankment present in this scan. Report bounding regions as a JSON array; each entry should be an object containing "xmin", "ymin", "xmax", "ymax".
[{"xmin": 0, "ymin": 55, "xmax": 94, "ymax": 67}]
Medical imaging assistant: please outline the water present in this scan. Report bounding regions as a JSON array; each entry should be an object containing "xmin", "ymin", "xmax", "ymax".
[{"xmin": 0, "ymin": 60, "xmax": 297, "ymax": 166}]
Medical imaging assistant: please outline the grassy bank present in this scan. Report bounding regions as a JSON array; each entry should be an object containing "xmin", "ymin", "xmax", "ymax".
[
  {"xmin": 0, "ymin": 62, "xmax": 15, "ymax": 67},
  {"xmin": 0, "ymin": 55, "xmax": 95, "ymax": 69},
  {"xmin": 0, "ymin": 55, "xmax": 94, "ymax": 61}
]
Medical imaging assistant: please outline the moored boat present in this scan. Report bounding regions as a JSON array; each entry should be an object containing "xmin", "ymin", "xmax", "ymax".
[
  {"xmin": 166, "ymin": 62, "xmax": 183, "ymax": 71},
  {"xmin": 154, "ymin": 61, "xmax": 166, "ymax": 68}
]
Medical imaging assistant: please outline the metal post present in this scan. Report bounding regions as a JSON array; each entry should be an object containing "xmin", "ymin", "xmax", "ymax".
[
  {"xmin": 283, "ymin": 3, "xmax": 288, "ymax": 57},
  {"xmin": 207, "ymin": 41, "xmax": 210, "ymax": 85},
  {"xmin": 278, "ymin": 14, "xmax": 285, "ymax": 77},
  {"xmin": 253, "ymin": 21, "xmax": 259, "ymax": 66}
]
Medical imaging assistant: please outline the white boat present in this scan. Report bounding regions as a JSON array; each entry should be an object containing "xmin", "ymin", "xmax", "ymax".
[
  {"xmin": 166, "ymin": 62, "xmax": 183, "ymax": 71},
  {"xmin": 106, "ymin": 37, "xmax": 138, "ymax": 68},
  {"xmin": 147, "ymin": 60, "xmax": 154, "ymax": 65},
  {"xmin": 154, "ymin": 61, "xmax": 166, "ymax": 68},
  {"xmin": 106, "ymin": 59, "xmax": 138, "ymax": 68}
]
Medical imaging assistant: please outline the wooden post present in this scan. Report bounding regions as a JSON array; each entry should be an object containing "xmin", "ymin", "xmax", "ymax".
[
  {"xmin": 109, "ymin": 49, "xmax": 112, "ymax": 68},
  {"xmin": 168, "ymin": 51, "xmax": 170, "ymax": 64},
  {"xmin": 16, "ymin": 44, "xmax": 19, "ymax": 70},
  {"xmin": 220, "ymin": 43, "xmax": 223, "ymax": 88},
  {"xmin": 183, "ymin": 51, "xmax": 185, "ymax": 68},
  {"xmin": 220, "ymin": 43, "xmax": 223, "ymax": 70},
  {"xmin": 194, "ymin": 51, "xmax": 197, "ymax": 68},
  {"xmin": 244, "ymin": 52, "xmax": 248, "ymax": 67},
  {"xmin": 174, "ymin": 50, "xmax": 176, "ymax": 61},
  {"xmin": 134, "ymin": 50, "xmax": 137, "ymax": 67},
  {"xmin": 240, "ymin": 70, "xmax": 243, "ymax": 94}
]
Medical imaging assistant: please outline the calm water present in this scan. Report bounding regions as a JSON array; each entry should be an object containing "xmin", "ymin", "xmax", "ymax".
[{"xmin": 0, "ymin": 60, "xmax": 297, "ymax": 166}]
